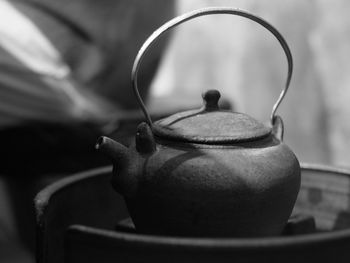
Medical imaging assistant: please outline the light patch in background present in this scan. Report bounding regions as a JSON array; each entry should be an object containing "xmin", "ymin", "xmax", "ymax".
[
  {"xmin": 0, "ymin": 0, "xmax": 113, "ymax": 126},
  {"xmin": 150, "ymin": 0, "xmax": 350, "ymax": 167},
  {"xmin": 0, "ymin": 0, "xmax": 69, "ymax": 78}
]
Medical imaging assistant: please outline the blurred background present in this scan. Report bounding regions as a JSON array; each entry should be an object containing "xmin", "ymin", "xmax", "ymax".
[
  {"xmin": 152, "ymin": 0, "xmax": 350, "ymax": 167},
  {"xmin": 1, "ymin": 0, "xmax": 350, "ymax": 262}
]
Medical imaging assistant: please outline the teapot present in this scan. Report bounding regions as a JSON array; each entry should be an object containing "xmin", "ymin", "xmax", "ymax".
[{"xmin": 96, "ymin": 7, "xmax": 300, "ymax": 237}]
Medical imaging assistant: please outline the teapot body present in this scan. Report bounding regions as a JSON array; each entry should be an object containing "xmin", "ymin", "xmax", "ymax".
[{"xmin": 115, "ymin": 133, "xmax": 300, "ymax": 237}]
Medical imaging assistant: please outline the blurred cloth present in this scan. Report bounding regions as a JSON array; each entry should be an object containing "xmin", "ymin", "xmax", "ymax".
[
  {"xmin": 0, "ymin": 0, "xmax": 175, "ymax": 259},
  {"xmin": 0, "ymin": 0, "xmax": 173, "ymax": 129},
  {"xmin": 0, "ymin": 0, "xmax": 175, "ymax": 176},
  {"xmin": 0, "ymin": 0, "xmax": 113, "ymax": 128}
]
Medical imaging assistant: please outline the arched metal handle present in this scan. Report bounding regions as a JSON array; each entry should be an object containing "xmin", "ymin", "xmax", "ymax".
[{"xmin": 131, "ymin": 7, "xmax": 293, "ymax": 127}]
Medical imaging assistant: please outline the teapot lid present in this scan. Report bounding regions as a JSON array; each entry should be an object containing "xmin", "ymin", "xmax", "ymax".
[{"xmin": 153, "ymin": 90, "xmax": 271, "ymax": 144}]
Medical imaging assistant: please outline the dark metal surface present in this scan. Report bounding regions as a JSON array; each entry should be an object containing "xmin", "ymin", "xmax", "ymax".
[
  {"xmin": 34, "ymin": 166, "xmax": 128, "ymax": 263},
  {"xmin": 153, "ymin": 110, "xmax": 272, "ymax": 143},
  {"xmin": 98, "ymin": 119, "xmax": 300, "ymax": 237},
  {"xmin": 35, "ymin": 163, "xmax": 350, "ymax": 263},
  {"xmin": 114, "ymin": 214, "xmax": 317, "ymax": 236},
  {"xmin": 153, "ymin": 90, "xmax": 272, "ymax": 143}
]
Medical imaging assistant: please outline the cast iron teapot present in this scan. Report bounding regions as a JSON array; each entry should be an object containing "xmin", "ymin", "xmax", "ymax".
[{"xmin": 96, "ymin": 7, "xmax": 300, "ymax": 237}]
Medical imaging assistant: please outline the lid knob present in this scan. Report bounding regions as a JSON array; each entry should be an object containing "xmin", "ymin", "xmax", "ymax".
[{"xmin": 202, "ymin": 89, "xmax": 220, "ymax": 111}]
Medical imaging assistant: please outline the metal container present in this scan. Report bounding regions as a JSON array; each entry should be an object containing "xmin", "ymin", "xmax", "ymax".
[{"xmin": 36, "ymin": 164, "xmax": 350, "ymax": 263}]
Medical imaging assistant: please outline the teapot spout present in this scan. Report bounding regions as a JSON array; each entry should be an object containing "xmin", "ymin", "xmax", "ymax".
[{"xmin": 95, "ymin": 136, "xmax": 130, "ymax": 168}]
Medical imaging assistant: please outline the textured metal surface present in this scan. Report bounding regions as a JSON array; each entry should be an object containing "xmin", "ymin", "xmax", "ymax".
[
  {"xmin": 98, "ymin": 122, "xmax": 300, "ymax": 237},
  {"xmin": 153, "ymin": 89, "xmax": 272, "ymax": 143},
  {"xmin": 153, "ymin": 109, "xmax": 271, "ymax": 143}
]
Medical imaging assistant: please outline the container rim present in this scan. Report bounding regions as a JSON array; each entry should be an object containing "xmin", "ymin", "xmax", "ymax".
[{"xmin": 59, "ymin": 163, "xmax": 350, "ymax": 248}]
